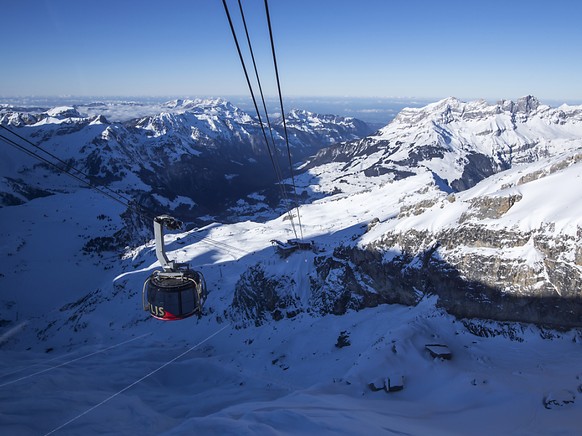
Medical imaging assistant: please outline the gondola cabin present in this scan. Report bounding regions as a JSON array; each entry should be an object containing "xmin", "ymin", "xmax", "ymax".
[
  {"xmin": 144, "ymin": 268, "xmax": 206, "ymax": 320},
  {"xmin": 143, "ymin": 215, "xmax": 207, "ymax": 321}
]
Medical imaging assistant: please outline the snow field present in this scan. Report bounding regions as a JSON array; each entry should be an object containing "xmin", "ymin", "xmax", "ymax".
[{"xmin": 2, "ymin": 299, "xmax": 581, "ymax": 435}]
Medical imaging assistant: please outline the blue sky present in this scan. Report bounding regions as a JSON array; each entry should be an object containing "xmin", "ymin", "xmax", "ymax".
[{"xmin": 2, "ymin": 0, "xmax": 582, "ymax": 102}]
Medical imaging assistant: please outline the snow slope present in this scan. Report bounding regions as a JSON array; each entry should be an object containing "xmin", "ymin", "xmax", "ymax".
[{"xmin": 2, "ymin": 299, "xmax": 581, "ymax": 435}]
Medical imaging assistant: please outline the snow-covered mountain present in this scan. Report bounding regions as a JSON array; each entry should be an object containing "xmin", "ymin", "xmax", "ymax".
[
  {"xmin": 0, "ymin": 99, "xmax": 374, "ymax": 225},
  {"xmin": 308, "ymin": 95, "xmax": 582, "ymax": 190},
  {"xmin": 1, "ymin": 96, "xmax": 582, "ymax": 435},
  {"xmin": 287, "ymin": 96, "xmax": 582, "ymax": 327},
  {"xmin": 284, "ymin": 108, "xmax": 371, "ymax": 148}
]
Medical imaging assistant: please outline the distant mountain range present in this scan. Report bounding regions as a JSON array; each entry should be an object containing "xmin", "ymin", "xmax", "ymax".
[{"xmin": 0, "ymin": 99, "xmax": 373, "ymax": 226}]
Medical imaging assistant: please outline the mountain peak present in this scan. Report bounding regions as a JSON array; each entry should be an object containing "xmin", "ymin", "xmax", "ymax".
[
  {"xmin": 164, "ymin": 97, "xmax": 232, "ymax": 110},
  {"xmin": 432, "ymin": 96, "xmax": 463, "ymax": 108},
  {"xmin": 496, "ymin": 95, "xmax": 541, "ymax": 115},
  {"xmin": 45, "ymin": 106, "xmax": 82, "ymax": 119},
  {"xmin": 389, "ymin": 97, "xmax": 465, "ymax": 126},
  {"xmin": 515, "ymin": 95, "xmax": 540, "ymax": 113},
  {"xmin": 287, "ymin": 108, "xmax": 356, "ymax": 122}
]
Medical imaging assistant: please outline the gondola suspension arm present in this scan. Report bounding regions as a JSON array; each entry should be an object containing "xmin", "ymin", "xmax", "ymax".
[{"xmin": 153, "ymin": 215, "xmax": 185, "ymax": 273}]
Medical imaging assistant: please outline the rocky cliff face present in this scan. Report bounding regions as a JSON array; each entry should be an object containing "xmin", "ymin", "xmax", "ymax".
[
  {"xmin": 361, "ymin": 223, "xmax": 582, "ymax": 327},
  {"xmin": 230, "ymin": 265, "xmax": 301, "ymax": 325}
]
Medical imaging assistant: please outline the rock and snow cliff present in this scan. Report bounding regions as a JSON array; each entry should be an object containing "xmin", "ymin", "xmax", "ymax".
[
  {"xmin": 230, "ymin": 96, "xmax": 582, "ymax": 327},
  {"xmin": 308, "ymin": 96, "xmax": 582, "ymax": 190}
]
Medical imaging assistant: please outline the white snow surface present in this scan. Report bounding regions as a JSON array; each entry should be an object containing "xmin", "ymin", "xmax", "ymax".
[
  {"xmin": 2, "ymin": 299, "xmax": 581, "ymax": 435},
  {"xmin": 1, "ymin": 98, "xmax": 582, "ymax": 435}
]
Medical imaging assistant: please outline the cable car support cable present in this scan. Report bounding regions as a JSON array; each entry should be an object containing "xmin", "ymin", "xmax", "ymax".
[
  {"xmin": 0, "ymin": 124, "xmax": 148, "ymax": 218},
  {"xmin": 222, "ymin": 0, "xmax": 299, "ymax": 240},
  {"xmin": 0, "ymin": 131, "xmax": 152, "ymax": 220},
  {"xmin": 0, "ymin": 333, "xmax": 152, "ymax": 389},
  {"xmin": 236, "ymin": 0, "xmax": 284, "ymax": 183},
  {"xmin": 264, "ymin": 0, "xmax": 304, "ymax": 240},
  {"xmin": 43, "ymin": 324, "xmax": 230, "ymax": 436},
  {"xmin": 0, "ymin": 131, "xmax": 249, "ymax": 259},
  {"xmin": 236, "ymin": 0, "xmax": 300, "ymax": 238}
]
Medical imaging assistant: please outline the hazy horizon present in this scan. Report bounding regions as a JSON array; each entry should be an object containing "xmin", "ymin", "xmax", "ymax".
[{"xmin": 3, "ymin": 94, "xmax": 582, "ymax": 125}]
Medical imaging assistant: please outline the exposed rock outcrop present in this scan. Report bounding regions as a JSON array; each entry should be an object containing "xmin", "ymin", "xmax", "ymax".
[{"xmin": 230, "ymin": 265, "xmax": 300, "ymax": 326}]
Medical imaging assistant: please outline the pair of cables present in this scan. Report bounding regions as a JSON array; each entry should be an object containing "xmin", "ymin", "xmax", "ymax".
[
  {"xmin": 0, "ymin": 124, "xmax": 249, "ymax": 257},
  {"xmin": 222, "ymin": 0, "xmax": 304, "ymax": 240},
  {"xmin": 0, "ymin": 124, "xmax": 151, "ymax": 219}
]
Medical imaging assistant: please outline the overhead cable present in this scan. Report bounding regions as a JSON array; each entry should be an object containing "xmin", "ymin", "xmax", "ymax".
[
  {"xmin": 0, "ymin": 132, "xmax": 151, "ymax": 219},
  {"xmin": 0, "ymin": 129, "xmax": 249, "ymax": 257},
  {"xmin": 264, "ymin": 0, "xmax": 304, "ymax": 239},
  {"xmin": 221, "ymin": 0, "xmax": 299, "ymax": 240},
  {"xmin": 43, "ymin": 324, "xmax": 230, "ymax": 436},
  {"xmin": 0, "ymin": 124, "xmax": 148, "ymax": 217}
]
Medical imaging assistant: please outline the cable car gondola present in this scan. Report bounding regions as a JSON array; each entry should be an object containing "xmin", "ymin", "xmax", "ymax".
[{"xmin": 143, "ymin": 215, "xmax": 207, "ymax": 321}]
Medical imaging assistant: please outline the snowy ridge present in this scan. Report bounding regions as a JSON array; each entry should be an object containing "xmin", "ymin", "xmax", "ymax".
[{"xmin": 284, "ymin": 108, "xmax": 372, "ymax": 148}]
